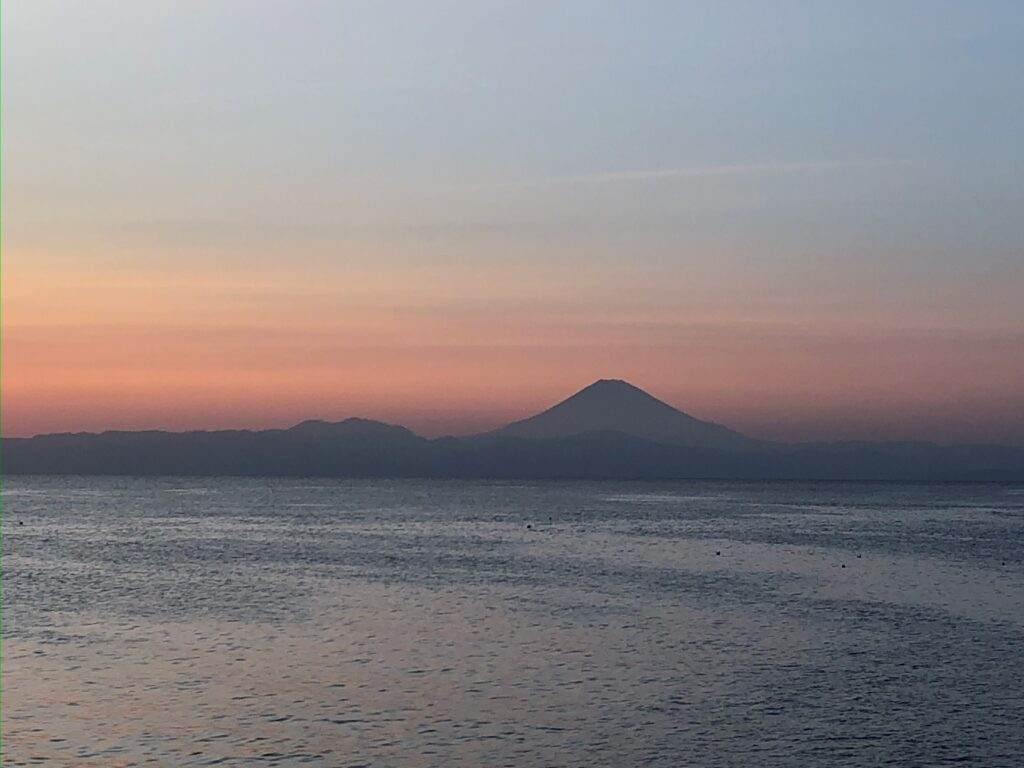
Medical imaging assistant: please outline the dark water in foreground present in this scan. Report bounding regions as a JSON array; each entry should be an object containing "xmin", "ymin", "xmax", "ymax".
[{"xmin": 3, "ymin": 478, "xmax": 1024, "ymax": 767}]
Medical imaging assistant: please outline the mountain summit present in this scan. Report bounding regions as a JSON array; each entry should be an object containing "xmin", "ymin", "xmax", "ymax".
[{"xmin": 489, "ymin": 379, "xmax": 755, "ymax": 449}]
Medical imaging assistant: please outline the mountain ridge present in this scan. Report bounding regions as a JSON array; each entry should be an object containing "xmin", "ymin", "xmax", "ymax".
[{"xmin": 4, "ymin": 380, "xmax": 1023, "ymax": 480}]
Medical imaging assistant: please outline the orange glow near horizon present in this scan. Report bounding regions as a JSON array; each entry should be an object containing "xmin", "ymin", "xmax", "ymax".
[{"xmin": 5, "ymin": 250, "xmax": 1023, "ymax": 445}]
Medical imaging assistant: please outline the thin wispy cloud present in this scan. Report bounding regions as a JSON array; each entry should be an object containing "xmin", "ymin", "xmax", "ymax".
[{"xmin": 477, "ymin": 159, "xmax": 908, "ymax": 190}]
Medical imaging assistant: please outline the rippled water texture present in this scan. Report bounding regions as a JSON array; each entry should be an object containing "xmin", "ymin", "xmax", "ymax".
[{"xmin": 3, "ymin": 478, "xmax": 1024, "ymax": 766}]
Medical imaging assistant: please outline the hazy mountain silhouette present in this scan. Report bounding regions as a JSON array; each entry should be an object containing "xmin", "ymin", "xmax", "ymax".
[
  {"xmin": 489, "ymin": 379, "xmax": 755, "ymax": 449},
  {"xmin": 4, "ymin": 380, "xmax": 1023, "ymax": 480}
]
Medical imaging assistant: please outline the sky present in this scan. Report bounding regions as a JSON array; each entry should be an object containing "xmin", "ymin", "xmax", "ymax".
[{"xmin": 3, "ymin": 0, "xmax": 1023, "ymax": 444}]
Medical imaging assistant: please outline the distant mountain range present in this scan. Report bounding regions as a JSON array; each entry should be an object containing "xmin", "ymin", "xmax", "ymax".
[{"xmin": 5, "ymin": 379, "xmax": 1023, "ymax": 480}]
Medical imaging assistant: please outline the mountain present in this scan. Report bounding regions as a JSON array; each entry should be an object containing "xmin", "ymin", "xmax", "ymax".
[
  {"xmin": 4, "ymin": 380, "xmax": 1023, "ymax": 480},
  {"xmin": 3, "ymin": 418, "xmax": 429, "ymax": 477},
  {"xmin": 488, "ymin": 379, "xmax": 755, "ymax": 449}
]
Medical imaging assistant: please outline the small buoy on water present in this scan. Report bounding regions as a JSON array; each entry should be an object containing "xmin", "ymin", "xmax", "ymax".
[
  {"xmin": 715, "ymin": 551, "xmax": 721, "ymax": 556},
  {"xmin": 526, "ymin": 524, "xmax": 532, "ymax": 530}
]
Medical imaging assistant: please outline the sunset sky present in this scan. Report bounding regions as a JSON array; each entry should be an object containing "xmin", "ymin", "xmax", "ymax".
[{"xmin": 4, "ymin": 1, "xmax": 1023, "ymax": 444}]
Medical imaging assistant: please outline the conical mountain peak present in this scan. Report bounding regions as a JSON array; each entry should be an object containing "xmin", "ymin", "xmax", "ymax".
[
  {"xmin": 570, "ymin": 378, "xmax": 664, "ymax": 402},
  {"xmin": 588, "ymin": 378, "xmax": 633, "ymax": 388},
  {"xmin": 491, "ymin": 379, "xmax": 753, "ymax": 449},
  {"xmin": 579, "ymin": 378, "xmax": 645, "ymax": 393}
]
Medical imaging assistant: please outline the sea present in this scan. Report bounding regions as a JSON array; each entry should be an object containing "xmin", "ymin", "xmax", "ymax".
[{"xmin": 3, "ymin": 477, "xmax": 1023, "ymax": 767}]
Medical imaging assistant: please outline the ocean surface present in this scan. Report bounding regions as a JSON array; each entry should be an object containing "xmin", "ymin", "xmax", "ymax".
[{"xmin": 3, "ymin": 477, "xmax": 1024, "ymax": 767}]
